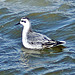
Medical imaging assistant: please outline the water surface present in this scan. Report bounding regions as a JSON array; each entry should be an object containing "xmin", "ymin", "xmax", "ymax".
[{"xmin": 0, "ymin": 0, "xmax": 75, "ymax": 75}]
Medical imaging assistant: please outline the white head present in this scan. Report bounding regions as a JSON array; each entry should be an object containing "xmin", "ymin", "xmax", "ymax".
[
  {"xmin": 16, "ymin": 17, "xmax": 32, "ymax": 32},
  {"xmin": 20, "ymin": 17, "xmax": 30, "ymax": 28}
]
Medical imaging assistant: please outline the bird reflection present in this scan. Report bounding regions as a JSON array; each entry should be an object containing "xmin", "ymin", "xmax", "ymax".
[
  {"xmin": 21, "ymin": 45, "xmax": 66, "ymax": 54},
  {"xmin": 19, "ymin": 45, "xmax": 66, "ymax": 67}
]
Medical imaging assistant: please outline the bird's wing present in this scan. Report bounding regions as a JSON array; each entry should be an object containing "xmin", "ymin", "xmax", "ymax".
[
  {"xmin": 27, "ymin": 32, "xmax": 66, "ymax": 48},
  {"xmin": 27, "ymin": 32, "xmax": 51, "ymax": 44},
  {"xmin": 27, "ymin": 32, "xmax": 64, "ymax": 48}
]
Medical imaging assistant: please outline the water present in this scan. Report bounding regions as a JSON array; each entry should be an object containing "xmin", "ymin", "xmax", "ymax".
[{"xmin": 0, "ymin": 0, "xmax": 75, "ymax": 75}]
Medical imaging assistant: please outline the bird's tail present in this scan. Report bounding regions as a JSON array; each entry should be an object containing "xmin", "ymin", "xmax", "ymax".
[
  {"xmin": 56, "ymin": 41, "xmax": 66, "ymax": 46},
  {"xmin": 42, "ymin": 40, "xmax": 66, "ymax": 48}
]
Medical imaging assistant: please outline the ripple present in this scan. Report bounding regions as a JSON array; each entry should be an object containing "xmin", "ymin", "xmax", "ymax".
[{"xmin": 0, "ymin": 0, "xmax": 75, "ymax": 75}]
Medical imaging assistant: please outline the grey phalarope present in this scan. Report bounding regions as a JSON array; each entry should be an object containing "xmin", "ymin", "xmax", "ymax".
[{"xmin": 16, "ymin": 17, "xmax": 66, "ymax": 49}]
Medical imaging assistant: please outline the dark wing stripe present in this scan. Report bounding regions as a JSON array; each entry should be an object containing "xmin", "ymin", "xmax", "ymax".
[{"xmin": 42, "ymin": 42, "xmax": 55, "ymax": 45}]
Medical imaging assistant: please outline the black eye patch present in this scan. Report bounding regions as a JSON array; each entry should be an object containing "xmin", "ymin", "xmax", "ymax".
[{"xmin": 21, "ymin": 20, "xmax": 26, "ymax": 23}]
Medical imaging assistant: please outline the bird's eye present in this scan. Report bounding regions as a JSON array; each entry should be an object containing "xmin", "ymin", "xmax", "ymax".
[
  {"xmin": 21, "ymin": 20, "xmax": 24, "ymax": 22},
  {"xmin": 23, "ymin": 21, "xmax": 26, "ymax": 23},
  {"xmin": 21, "ymin": 20, "xmax": 26, "ymax": 23}
]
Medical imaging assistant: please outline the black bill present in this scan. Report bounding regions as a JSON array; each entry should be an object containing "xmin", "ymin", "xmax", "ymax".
[{"xmin": 15, "ymin": 23, "xmax": 20, "ymax": 25}]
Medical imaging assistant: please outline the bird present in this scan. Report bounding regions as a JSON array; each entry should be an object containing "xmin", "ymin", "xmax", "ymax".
[{"xmin": 16, "ymin": 17, "xmax": 66, "ymax": 49}]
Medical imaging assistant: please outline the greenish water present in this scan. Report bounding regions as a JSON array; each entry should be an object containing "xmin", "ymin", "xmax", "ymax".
[{"xmin": 0, "ymin": 0, "xmax": 75, "ymax": 75}]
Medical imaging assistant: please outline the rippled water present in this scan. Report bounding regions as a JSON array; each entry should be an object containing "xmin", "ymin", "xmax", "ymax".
[{"xmin": 0, "ymin": 0, "xmax": 75, "ymax": 75}]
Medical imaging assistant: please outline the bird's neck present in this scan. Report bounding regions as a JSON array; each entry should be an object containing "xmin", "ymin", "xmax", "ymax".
[
  {"xmin": 22, "ymin": 27, "xmax": 29, "ymax": 40},
  {"xmin": 22, "ymin": 23, "xmax": 30, "ymax": 37},
  {"xmin": 22, "ymin": 26, "xmax": 34, "ymax": 48},
  {"xmin": 22, "ymin": 27, "xmax": 29, "ymax": 48}
]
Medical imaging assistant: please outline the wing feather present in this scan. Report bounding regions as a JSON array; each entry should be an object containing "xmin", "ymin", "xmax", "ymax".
[{"xmin": 27, "ymin": 32, "xmax": 51, "ymax": 44}]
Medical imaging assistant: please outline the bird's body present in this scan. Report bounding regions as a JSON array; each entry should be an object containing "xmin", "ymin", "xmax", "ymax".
[{"xmin": 16, "ymin": 17, "xmax": 66, "ymax": 49}]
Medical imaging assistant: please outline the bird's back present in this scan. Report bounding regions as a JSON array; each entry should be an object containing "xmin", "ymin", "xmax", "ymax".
[
  {"xmin": 27, "ymin": 31, "xmax": 66, "ymax": 49},
  {"xmin": 27, "ymin": 32, "xmax": 51, "ymax": 44}
]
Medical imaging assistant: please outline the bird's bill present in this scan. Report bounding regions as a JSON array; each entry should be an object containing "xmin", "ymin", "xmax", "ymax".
[{"xmin": 15, "ymin": 22, "xmax": 20, "ymax": 25}]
